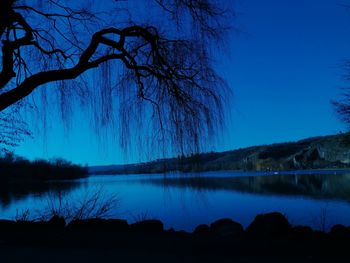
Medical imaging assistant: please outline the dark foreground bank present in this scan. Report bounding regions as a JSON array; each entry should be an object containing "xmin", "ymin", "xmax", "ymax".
[{"xmin": 1, "ymin": 212, "xmax": 350, "ymax": 263}]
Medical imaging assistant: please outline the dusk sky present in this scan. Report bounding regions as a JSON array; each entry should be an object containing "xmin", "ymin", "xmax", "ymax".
[{"xmin": 14, "ymin": 0, "xmax": 350, "ymax": 165}]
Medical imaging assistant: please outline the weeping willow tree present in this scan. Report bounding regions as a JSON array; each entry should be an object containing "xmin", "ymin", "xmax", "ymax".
[
  {"xmin": 333, "ymin": 61, "xmax": 350, "ymax": 131},
  {"xmin": 0, "ymin": 110, "xmax": 31, "ymax": 152},
  {"xmin": 0, "ymin": 0, "xmax": 232, "ymax": 156},
  {"xmin": 333, "ymin": 90, "xmax": 350, "ymax": 125}
]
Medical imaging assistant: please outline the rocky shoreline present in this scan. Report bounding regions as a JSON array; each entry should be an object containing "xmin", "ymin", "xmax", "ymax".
[{"xmin": 1, "ymin": 212, "xmax": 350, "ymax": 262}]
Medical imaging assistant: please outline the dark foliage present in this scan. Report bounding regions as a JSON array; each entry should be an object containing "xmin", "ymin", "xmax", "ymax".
[
  {"xmin": 333, "ymin": 61, "xmax": 350, "ymax": 129},
  {"xmin": 0, "ymin": 152, "xmax": 87, "ymax": 181},
  {"xmin": 333, "ymin": 88, "xmax": 350, "ymax": 127},
  {"xmin": 258, "ymin": 143, "xmax": 308, "ymax": 159}
]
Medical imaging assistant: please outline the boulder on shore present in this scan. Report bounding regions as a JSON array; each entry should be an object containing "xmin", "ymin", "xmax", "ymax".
[
  {"xmin": 68, "ymin": 218, "xmax": 129, "ymax": 231},
  {"xmin": 48, "ymin": 215, "xmax": 66, "ymax": 228},
  {"xmin": 193, "ymin": 224, "xmax": 210, "ymax": 235},
  {"xmin": 330, "ymin": 224, "xmax": 350, "ymax": 240},
  {"xmin": 130, "ymin": 220, "xmax": 164, "ymax": 233},
  {"xmin": 210, "ymin": 218, "xmax": 244, "ymax": 238},
  {"xmin": 246, "ymin": 212, "xmax": 291, "ymax": 238}
]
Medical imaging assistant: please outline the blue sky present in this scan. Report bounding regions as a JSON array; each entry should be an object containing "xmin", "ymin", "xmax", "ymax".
[{"xmin": 14, "ymin": 0, "xmax": 350, "ymax": 165}]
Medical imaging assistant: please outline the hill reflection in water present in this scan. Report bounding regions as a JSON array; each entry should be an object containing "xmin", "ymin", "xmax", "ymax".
[
  {"xmin": 1, "ymin": 171, "xmax": 350, "ymax": 231},
  {"xmin": 141, "ymin": 172, "xmax": 350, "ymax": 203}
]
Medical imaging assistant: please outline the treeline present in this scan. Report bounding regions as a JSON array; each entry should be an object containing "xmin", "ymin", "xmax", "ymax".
[{"xmin": 0, "ymin": 152, "xmax": 88, "ymax": 181}]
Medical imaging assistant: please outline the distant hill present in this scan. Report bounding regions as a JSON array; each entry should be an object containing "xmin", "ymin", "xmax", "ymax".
[{"xmin": 89, "ymin": 133, "xmax": 350, "ymax": 175}]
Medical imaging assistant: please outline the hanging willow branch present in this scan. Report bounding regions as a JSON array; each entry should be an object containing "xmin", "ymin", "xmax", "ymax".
[{"xmin": 0, "ymin": 0, "xmax": 231, "ymax": 155}]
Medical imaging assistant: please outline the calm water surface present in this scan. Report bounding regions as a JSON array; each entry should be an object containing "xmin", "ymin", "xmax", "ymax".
[{"xmin": 1, "ymin": 170, "xmax": 350, "ymax": 231}]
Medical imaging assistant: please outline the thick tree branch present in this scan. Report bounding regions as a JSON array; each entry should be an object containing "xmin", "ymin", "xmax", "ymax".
[
  {"xmin": 0, "ymin": 11, "xmax": 34, "ymax": 88},
  {"xmin": 0, "ymin": 53, "xmax": 124, "ymax": 111},
  {"xmin": 0, "ymin": 24, "xmax": 167, "ymax": 110},
  {"xmin": 0, "ymin": 23, "xmax": 129, "ymax": 108}
]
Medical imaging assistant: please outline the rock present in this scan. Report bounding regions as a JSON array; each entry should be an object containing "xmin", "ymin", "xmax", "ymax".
[
  {"xmin": 68, "ymin": 218, "xmax": 101, "ymax": 229},
  {"xmin": 210, "ymin": 218, "xmax": 243, "ymax": 238},
  {"xmin": 68, "ymin": 218, "xmax": 128, "ymax": 231},
  {"xmin": 166, "ymin": 228, "xmax": 176, "ymax": 234},
  {"xmin": 0, "ymin": 220, "xmax": 16, "ymax": 233},
  {"xmin": 291, "ymin": 225, "xmax": 314, "ymax": 239},
  {"xmin": 15, "ymin": 220, "xmax": 39, "ymax": 230},
  {"xmin": 107, "ymin": 219, "xmax": 129, "ymax": 231},
  {"xmin": 193, "ymin": 224, "xmax": 210, "ymax": 235},
  {"xmin": 130, "ymin": 220, "xmax": 164, "ymax": 233},
  {"xmin": 246, "ymin": 212, "xmax": 291, "ymax": 238},
  {"xmin": 330, "ymin": 224, "xmax": 350, "ymax": 240},
  {"xmin": 0, "ymin": 220, "xmax": 16, "ymax": 228},
  {"xmin": 48, "ymin": 215, "xmax": 66, "ymax": 228},
  {"xmin": 13, "ymin": 221, "xmax": 58, "ymax": 237},
  {"xmin": 313, "ymin": 230, "xmax": 327, "ymax": 240},
  {"xmin": 177, "ymin": 230, "xmax": 190, "ymax": 238}
]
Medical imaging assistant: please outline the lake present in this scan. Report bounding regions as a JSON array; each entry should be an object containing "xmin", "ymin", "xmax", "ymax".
[{"xmin": 1, "ymin": 170, "xmax": 350, "ymax": 232}]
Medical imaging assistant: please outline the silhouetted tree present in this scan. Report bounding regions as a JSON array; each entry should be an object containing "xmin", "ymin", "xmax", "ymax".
[
  {"xmin": 333, "ymin": 89, "xmax": 350, "ymax": 126},
  {"xmin": 0, "ymin": 0, "xmax": 231, "ymax": 155}
]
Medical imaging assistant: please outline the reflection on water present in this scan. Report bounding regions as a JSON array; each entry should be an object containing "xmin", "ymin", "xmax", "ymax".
[
  {"xmin": 0, "ymin": 181, "xmax": 83, "ymax": 209},
  {"xmin": 142, "ymin": 172, "xmax": 350, "ymax": 202},
  {"xmin": 1, "ymin": 170, "xmax": 350, "ymax": 231}
]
